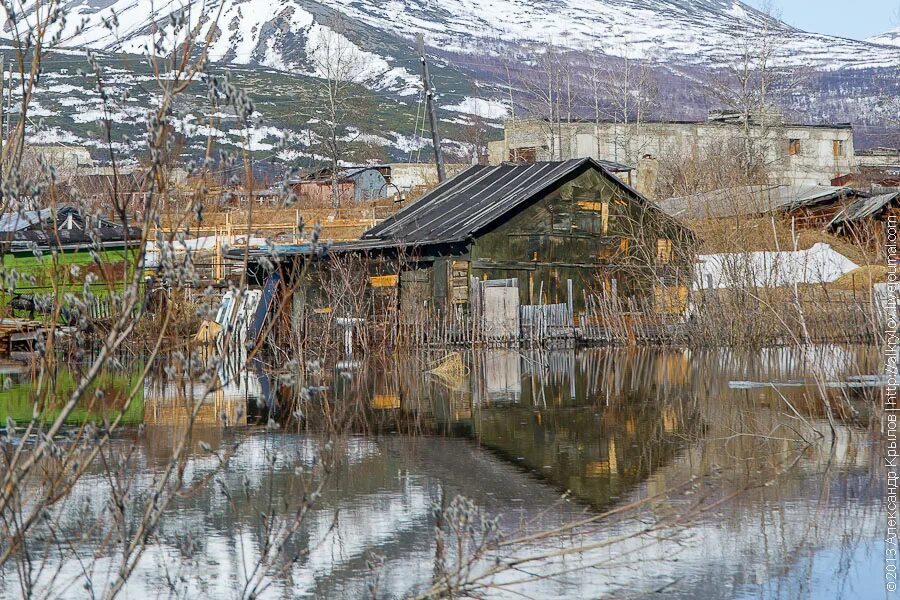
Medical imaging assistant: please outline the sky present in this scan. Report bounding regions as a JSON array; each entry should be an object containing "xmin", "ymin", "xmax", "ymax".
[{"xmin": 745, "ymin": 0, "xmax": 898, "ymax": 40}]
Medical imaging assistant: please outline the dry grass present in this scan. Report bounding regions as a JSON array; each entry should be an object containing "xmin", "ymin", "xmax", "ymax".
[
  {"xmin": 829, "ymin": 265, "xmax": 889, "ymax": 290},
  {"xmin": 687, "ymin": 216, "xmax": 876, "ymax": 265}
]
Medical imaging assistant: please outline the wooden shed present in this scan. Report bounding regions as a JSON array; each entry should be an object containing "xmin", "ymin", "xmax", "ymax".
[{"xmin": 267, "ymin": 159, "xmax": 695, "ymax": 324}]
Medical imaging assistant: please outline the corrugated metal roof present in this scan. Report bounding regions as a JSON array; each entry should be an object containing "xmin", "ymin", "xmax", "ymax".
[
  {"xmin": 362, "ymin": 159, "xmax": 642, "ymax": 245},
  {"xmin": 0, "ymin": 209, "xmax": 51, "ymax": 233},
  {"xmin": 657, "ymin": 184, "xmax": 858, "ymax": 219},
  {"xmin": 829, "ymin": 191, "xmax": 900, "ymax": 229}
]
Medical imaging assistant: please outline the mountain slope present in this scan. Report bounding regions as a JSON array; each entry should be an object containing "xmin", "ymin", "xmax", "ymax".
[
  {"xmin": 7, "ymin": 0, "xmax": 900, "ymax": 166},
  {"xmin": 868, "ymin": 27, "xmax": 900, "ymax": 48},
  {"xmin": 11, "ymin": 0, "xmax": 900, "ymax": 73}
]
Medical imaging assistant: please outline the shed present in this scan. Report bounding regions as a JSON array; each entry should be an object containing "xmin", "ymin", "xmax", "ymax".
[
  {"xmin": 657, "ymin": 184, "xmax": 863, "ymax": 224},
  {"xmin": 269, "ymin": 158, "xmax": 695, "ymax": 318},
  {"xmin": 828, "ymin": 191, "xmax": 900, "ymax": 232}
]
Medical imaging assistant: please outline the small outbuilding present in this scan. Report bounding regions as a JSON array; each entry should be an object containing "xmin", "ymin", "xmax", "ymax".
[
  {"xmin": 828, "ymin": 191, "xmax": 900, "ymax": 245},
  {"xmin": 657, "ymin": 184, "xmax": 865, "ymax": 226},
  {"xmin": 264, "ymin": 158, "xmax": 696, "ymax": 327},
  {"xmin": 291, "ymin": 166, "xmax": 390, "ymax": 205}
]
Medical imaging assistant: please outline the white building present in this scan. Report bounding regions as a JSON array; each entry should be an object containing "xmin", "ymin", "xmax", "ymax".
[{"xmin": 488, "ymin": 114, "xmax": 857, "ymax": 189}]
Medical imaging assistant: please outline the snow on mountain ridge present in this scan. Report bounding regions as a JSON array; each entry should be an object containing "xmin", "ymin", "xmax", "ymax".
[
  {"xmin": 869, "ymin": 27, "xmax": 900, "ymax": 48},
  {"xmin": 9, "ymin": 0, "xmax": 899, "ymax": 74},
  {"xmin": 321, "ymin": 0, "xmax": 895, "ymax": 69}
]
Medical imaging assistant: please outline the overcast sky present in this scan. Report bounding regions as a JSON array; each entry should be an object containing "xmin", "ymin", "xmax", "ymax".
[{"xmin": 745, "ymin": 0, "xmax": 898, "ymax": 40}]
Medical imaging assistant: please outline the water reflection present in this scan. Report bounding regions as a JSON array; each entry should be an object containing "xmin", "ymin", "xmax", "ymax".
[{"xmin": 0, "ymin": 345, "xmax": 883, "ymax": 599}]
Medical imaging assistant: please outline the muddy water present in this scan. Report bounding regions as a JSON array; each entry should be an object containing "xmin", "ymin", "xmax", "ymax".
[{"xmin": 0, "ymin": 346, "xmax": 885, "ymax": 599}]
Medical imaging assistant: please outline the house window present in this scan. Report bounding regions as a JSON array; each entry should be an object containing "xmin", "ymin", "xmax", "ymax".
[
  {"xmin": 833, "ymin": 140, "xmax": 845, "ymax": 157},
  {"xmin": 656, "ymin": 239, "xmax": 673, "ymax": 264},
  {"xmin": 788, "ymin": 139, "xmax": 801, "ymax": 156}
]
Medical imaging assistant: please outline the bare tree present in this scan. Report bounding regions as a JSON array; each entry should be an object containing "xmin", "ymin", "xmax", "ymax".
[
  {"xmin": 519, "ymin": 41, "xmax": 576, "ymax": 161},
  {"xmin": 698, "ymin": 2, "xmax": 802, "ymax": 180},
  {"xmin": 584, "ymin": 42, "xmax": 658, "ymax": 165},
  {"xmin": 306, "ymin": 17, "xmax": 374, "ymax": 208}
]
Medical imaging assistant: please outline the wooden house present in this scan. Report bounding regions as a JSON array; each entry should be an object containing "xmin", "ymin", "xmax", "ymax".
[
  {"xmin": 291, "ymin": 166, "xmax": 390, "ymax": 205},
  {"xmin": 262, "ymin": 159, "xmax": 696, "ymax": 324}
]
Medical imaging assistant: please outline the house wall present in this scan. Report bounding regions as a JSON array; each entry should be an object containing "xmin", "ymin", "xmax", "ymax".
[
  {"xmin": 292, "ymin": 180, "xmax": 356, "ymax": 205},
  {"xmin": 350, "ymin": 169, "xmax": 389, "ymax": 202},
  {"xmin": 488, "ymin": 119, "xmax": 856, "ymax": 188},
  {"xmin": 454, "ymin": 169, "xmax": 692, "ymax": 313}
]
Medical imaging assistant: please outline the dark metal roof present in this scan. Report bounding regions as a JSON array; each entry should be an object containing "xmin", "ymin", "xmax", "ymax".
[
  {"xmin": 362, "ymin": 158, "xmax": 647, "ymax": 245},
  {"xmin": 829, "ymin": 191, "xmax": 900, "ymax": 229},
  {"xmin": 593, "ymin": 159, "xmax": 633, "ymax": 173}
]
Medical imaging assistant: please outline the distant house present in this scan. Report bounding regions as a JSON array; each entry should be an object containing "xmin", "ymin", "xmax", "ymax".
[
  {"xmin": 377, "ymin": 163, "xmax": 470, "ymax": 198},
  {"xmin": 490, "ymin": 113, "xmax": 857, "ymax": 188},
  {"xmin": 263, "ymin": 159, "xmax": 695, "ymax": 319},
  {"xmin": 0, "ymin": 206, "xmax": 142, "ymax": 315},
  {"xmin": 291, "ymin": 166, "xmax": 390, "ymax": 205},
  {"xmin": 656, "ymin": 184, "xmax": 866, "ymax": 226},
  {"xmin": 0, "ymin": 206, "xmax": 140, "ymax": 252},
  {"xmin": 22, "ymin": 145, "xmax": 93, "ymax": 178},
  {"xmin": 291, "ymin": 163, "xmax": 475, "ymax": 205}
]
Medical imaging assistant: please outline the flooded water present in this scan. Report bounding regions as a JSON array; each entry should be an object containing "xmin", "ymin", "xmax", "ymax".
[{"xmin": 0, "ymin": 346, "xmax": 885, "ymax": 599}]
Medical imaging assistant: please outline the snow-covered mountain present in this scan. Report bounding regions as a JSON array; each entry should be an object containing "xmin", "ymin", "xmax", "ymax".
[
  {"xmin": 869, "ymin": 27, "xmax": 900, "ymax": 48},
  {"xmin": 6, "ymin": 0, "xmax": 900, "ymax": 164},
  {"xmin": 12, "ymin": 0, "xmax": 900, "ymax": 74}
]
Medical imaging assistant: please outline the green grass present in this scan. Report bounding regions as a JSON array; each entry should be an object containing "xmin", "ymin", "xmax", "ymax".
[{"xmin": 2, "ymin": 246, "xmax": 137, "ymax": 293}]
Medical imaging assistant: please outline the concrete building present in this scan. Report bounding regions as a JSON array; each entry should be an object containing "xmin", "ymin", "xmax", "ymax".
[
  {"xmin": 23, "ymin": 145, "xmax": 94, "ymax": 177},
  {"xmin": 857, "ymin": 147, "xmax": 900, "ymax": 171},
  {"xmin": 488, "ymin": 114, "xmax": 856, "ymax": 188}
]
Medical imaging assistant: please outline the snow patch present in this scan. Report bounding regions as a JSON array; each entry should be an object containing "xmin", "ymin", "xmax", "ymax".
[{"xmin": 442, "ymin": 97, "xmax": 507, "ymax": 120}]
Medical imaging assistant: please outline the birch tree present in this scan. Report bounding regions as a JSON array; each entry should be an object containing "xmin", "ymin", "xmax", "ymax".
[
  {"xmin": 698, "ymin": 2, "xmax": 801, "ymax": 180},
  {"xmin": 584, "ymin": 43, "xmax": 658, "ymax": 165},
  {"xmin": 307, "ymin": 17, "xmax": 373, "ymax": 207}
]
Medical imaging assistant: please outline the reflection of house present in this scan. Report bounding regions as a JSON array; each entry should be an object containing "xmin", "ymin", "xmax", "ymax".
[
  {"xmin": 143, "ymin": 361, "xmax": 270, "ymax": 427},
  {"xmin": 142, "ymin": 389, "xmax": 249, "ymax": 427},
  {"xmin": 490, "ymin": 114, "xmax": 857, "ymax": 187}
]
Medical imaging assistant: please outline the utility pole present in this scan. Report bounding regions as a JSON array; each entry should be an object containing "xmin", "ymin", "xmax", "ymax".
[{"xmin": 417, "ymin": 33, "xmax": 445, "ymax": 182}]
